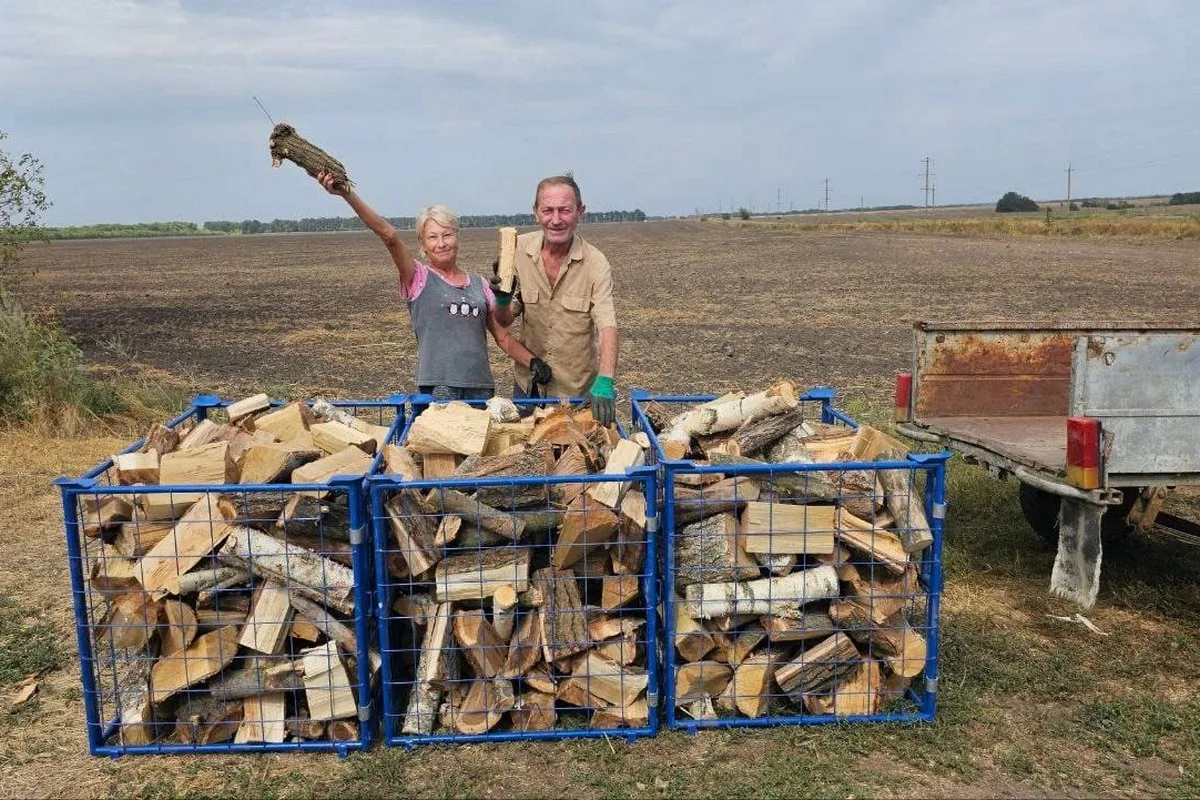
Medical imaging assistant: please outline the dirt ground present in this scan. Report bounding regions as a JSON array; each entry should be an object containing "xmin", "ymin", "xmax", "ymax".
[
  {"xmin": 4, "ymin": 222, "xmax": 1200, "ymax": 799},
  {"xmin": 14, "ymin": 221, "xmax": 1200, "ymax": 405}
]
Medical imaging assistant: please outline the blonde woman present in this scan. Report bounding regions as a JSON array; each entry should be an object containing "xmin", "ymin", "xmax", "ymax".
[{"xmin": 316, "ymin": 171, "xmax": 550, "ymax": 400}]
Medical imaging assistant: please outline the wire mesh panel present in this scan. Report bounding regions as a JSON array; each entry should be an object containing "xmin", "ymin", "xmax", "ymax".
[
  {"xmin": 631, "ymin": 389, "xmax": 950, "ymax": 730},
  {"xmin": 372, "ymin": 397, "xmax": 660, "ymax": 745},
  {"xmin": 56, "ymin": 394, "xmax": 405, "ymax": 755}
]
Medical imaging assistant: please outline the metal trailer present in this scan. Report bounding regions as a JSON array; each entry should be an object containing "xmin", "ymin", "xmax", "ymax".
[
  {"xmin": 370, "ymin": 395, "xmax": 660, "ymax": 746},
  {"xmin": 895, "ymin": 322, "xmax": 1200, "ymax": 609},
  {"xmin": 630, "ymin": 389, "xmax": 950, "ymax": 731},
  {"xmin": 56, "ymin": 394, "xmax": 406, "ymax": 756}
]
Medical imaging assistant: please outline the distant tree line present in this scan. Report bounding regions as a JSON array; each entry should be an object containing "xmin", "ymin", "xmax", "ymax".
[
  {"xmin": 39, "ymin": 221, "xmax": 222, "ymax": 240},
  {"xmin": 1168, "ymin": 191, "xmax": 1200, "ymax": 205},
  {"xmin": 33, "ymin": 210, "xmax": 647, "ymax": 241},
  {"xmin": 206, "ymin": 209, "xmax": 646, "ymax": 234}
]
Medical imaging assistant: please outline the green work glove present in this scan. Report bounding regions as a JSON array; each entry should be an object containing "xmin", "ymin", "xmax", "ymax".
[
  {"xmin": 588, "ymin": 375, "xmax": 616, "ymax": 426},
  {"xmin": 489, "ymin": 259, "xmax": 513, "ymax": 307}
]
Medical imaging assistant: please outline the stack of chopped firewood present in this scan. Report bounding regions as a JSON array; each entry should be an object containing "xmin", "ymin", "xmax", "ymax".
[
  {"xmin": 641, "ymin": 383, "xmax": 934, "ymax": 719},
  {"xmin": 79, "ymin": 395, "xmax": 390, "ymax": 747},
  {"xmin": 380, "ymin": 401, "xmax": 653, "ymax": 735}
]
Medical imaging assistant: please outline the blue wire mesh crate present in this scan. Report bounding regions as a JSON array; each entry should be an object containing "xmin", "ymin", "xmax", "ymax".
[
  {"xmin": 56, "ymin": 394, "xmax": 405, "ymax": 756},
  {"xmin": 630, "ymin": 388, "xmax": 950, "ymax": 731},
  {"xmin": 371, "ymin": 396, "xmax": 660, "ymax": 746}
]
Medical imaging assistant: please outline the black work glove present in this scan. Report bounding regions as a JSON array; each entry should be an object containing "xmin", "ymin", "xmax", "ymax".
[
  {"xmin": 588, "ymin": 375, "xmax": 616, "ymax": 427},
  {"xmin": 529, "ymin": 357, "xmax": 552, "ymax": 387},
  {"xmin": 490, "ymin": 259, "xmax": 514, "ymax": 307}
]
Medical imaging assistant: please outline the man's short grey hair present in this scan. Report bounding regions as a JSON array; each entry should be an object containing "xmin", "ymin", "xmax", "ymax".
[{"xmin": 415, "ymin": 204, "xmax": 459, "ymax": 259}]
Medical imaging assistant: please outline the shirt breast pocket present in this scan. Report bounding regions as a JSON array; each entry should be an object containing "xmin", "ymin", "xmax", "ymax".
[{"xmin": 558, "ymin": 294, "xmax": 593, "ymax": 336}]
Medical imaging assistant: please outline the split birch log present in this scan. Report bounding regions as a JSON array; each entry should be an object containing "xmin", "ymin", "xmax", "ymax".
[
  {"xmin": 290, "ymin": 446, "xmax": 374, "ymax": 496},
  {"xmin": 381, "ymin": 444, "xmax": 422, "ymax": 480},
  {"xmin": 159, "ymin": 598, "xmax": 198, "ymax": 658},
  {"xmin": 737, "ymin": 501, "xmax": 838, "ymax": 555},
  {"xmin": 302, "ymin": 641, "xmax": 358, "ymax": 720},
  {"xmin": 137, "ymin": 496, "xmax": 233, "ymax": 595},
  {"xmin": 82, "ymin": 495, "xmax": 134, "ymax": 536},
  {"xmin": 178, "ymin": 419, "xmax": 224, "ymax": 451},
  {"xmin": 226, "ymin": 393, "xmax": 271, "ymax": 423},
  {"xmin": 310, "ymin": 421, "xmax": 377, "ymax": 456},
  {"xmin": 601, "ymin": 575, "xmax": 640, "ymax": 612},
  {"xmin": 675, "ymin": 661, "xmax": 734, "ymax": 704},
  {"xmin": 760, "ymin": 610, "xmax": 838, "ymax": 642},
  {"xmin": 269, "ymin": 123, "xmax": 353, "ymax": 190},
  {"xmin": 386, "ymin": 491, "xmax": 441, "ymax": 576},
  {"xmin": 496, "ymin": 227, "xmax": 518, "ymax": 292},
  {"xmin": 239, "ymin": 584, "xmax": 293, "ymax": 654},
  {"xmin": 434, "ymin": 547, "xmax": 531, "ymax": 603},
  {"xmin": 116, "ymin": 651, "xmax": 157, "ymax": 745},
  {"xmin": 553, "ymin": 495, "xmax": 620, "ymax": 569},
  {"xmin": 500, "ymin": 609, "xmax": 543, "ymax": 679},
  {"xmin": 454, "ymin": 609, "xmax": 508, "ymax": 679},
  {"xmin": 722, "ymin": 626, "xmax": 767, "ymax": 667},
  {"xmin": 674, "ymin": 512, "xmax": 759, "ymax": 587},
  {"xmin": 610, "ymin": 490, "xmax": 647, "ymax": 575},
  {"xmin": 150, "ymin": 625, "xmax": 239, "ymax": 703},
  {"xmin": 403, "ymin": 602, "xmax": 454, "ymax": 735},
  {"xmin": 114, "ymin": 452, "xmax": 161, "ymax": 486},
  {"xmin": 837, "ymin": 510, "xmax": 910, "ymax": 575},
  {"xmin": 661, "ymin": 382, "xmax": 798, "ymax": 457},
  {"xmin": 407, "ymin": 402, "xmax": 493, "ymax": 456},
  {"xmin": 235, "ymin": 692, "xmax": 287, "ymax": 744},
  {"xmin": 732, "ymin": 652, "xmax": 780, "ymax": 718},
  {"xmin": 551, "ymin": 444, "xmax": 592, "ymax": 506},
  {"xmin": 674, "ymin": 600, "xmax": 716, "ymax": 662},
  {"xmin": 684, "ymin": 564, "xmax": 840, "ymax": 619},
  {"xmin": 573, "ymin": 652, "xmax": 648, "ymax": 707},
  {"xmin": 586, "ymin": 439, "xmax": 645, "ymax": 509},
  {"xmin": 219, "ymin": 526, "xmax": 356, "ymax": 614},
  {"xmin": 238, "ymin": 442, "xmax": 322, "ymax": 485},
  {"xmin": 875, "ymin": 458, "xmax": 934, "ymax": 553},
  {"xmin": 139, "ymin": 423, "xmax": 180, "ymax": 457},
  {"xmin": 174, "ymin": 566, "xmax": 247, "ymax": 596},
  {"xmin": 251, "ymin": 401, "xmax": 315, "ymax": 441},
  {"xmin": 871, "ymin": 617, "xmax": 928, "ymax": 678},
  {"xmin": 288, "ymin": 592, "xmax": 381, "ymax": 675}
]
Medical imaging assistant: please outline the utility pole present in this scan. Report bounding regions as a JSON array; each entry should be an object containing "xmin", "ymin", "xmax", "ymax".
[
  {"xmin": 860, "ymin": 195, "xmax": 864, "ymax": 212},
  {"xmin": 921, "ymin": 157, "xmax": 933, "ymax": 209},
  {"xmin": 1065, "ymin": 162, "xmax": 1073, "ymax": 211},
  {"xmin": 932, "ymin": 184, "xmax": 936, "ymax": 209},
  {"xmin": 823, "ymin": 178, "xmax": 830, "ymax": 212},
  {"xmin": 777, "ymin": 187, "xmax": 782, "ymax": 213}
]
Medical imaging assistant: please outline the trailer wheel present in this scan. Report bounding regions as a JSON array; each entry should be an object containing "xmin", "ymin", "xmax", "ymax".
[{"xmin": 1018, "ymin": 485, "xmax": 1137, "ymax": 546}]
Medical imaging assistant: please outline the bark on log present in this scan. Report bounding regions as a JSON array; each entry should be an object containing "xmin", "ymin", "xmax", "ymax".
[
  {"xmin": 726, "ymin": 406, "xmax": 810, "ymax": 458},
  {"xmin": 427, "ymin": 488, "xmax": 525, "ymax": 542},
  {"xmin": 402, "ymin": 602, "xmax": 454, "ymax": 735},
  {"xmin": 500, "ymin": 609, "xmax": 543, "ymax": 679},
  {"xmin": 662, "ymin": 382, "xmax": 798, "ymax": 454},
  {"xmin": 774, "ymin": 632, "xmax": 861, "ymax": 695},
  {"xmin": 434, "ymin": 547, "xmax": 531, "ymax": 603},
  {"xmin": 269, "ymin": 123, "xmax": 353, "ymax": 190},
  {"xmin": 875, "ymin": 457, "xmax": 934, "ymax": 553},
  {"xmin": 454, "ymin": 442, "xmax": 552, "ymax": 508},
  {"xmin": 675, "ymin": 512, "xmax": 759, "ymax": 588},
  {"xmin": 673, "ymin": 477, "xmax": 761, "ymax": 527},
  {"xmin": 534, "ymin": 567, "xmax": 590, "ymax": 663},
  {"xmin": 208, "ymin": 658, "xmax": 304, "ymax": 701},
  {"xmin": 219, "ymin": 526, "xmax": 356, "ymax": 614},
  {"xmin": 707, "ymin": 452, "xmax": 839, "ymax": 501},
  {"xmin": 684, "ymin": 564, "xmax": 840, "ymax": 620},
  {"xmin": 175, "ymin": 696, "xmax": 244, "ymax": 745}
]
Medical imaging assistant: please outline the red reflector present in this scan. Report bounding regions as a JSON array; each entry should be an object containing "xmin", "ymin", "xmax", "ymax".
[
  {"xmin": 1066, "ymin": 417, "xmax": 1101, "ymax": 489},
  {"xmin": 894, "ymin": 371, "xmax": 913, "ymax": 422}
]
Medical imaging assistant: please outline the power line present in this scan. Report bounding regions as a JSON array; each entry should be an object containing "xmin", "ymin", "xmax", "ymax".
[{"xmin": 920, "ymin": 157, "xmax": 935, "ymax": 209}]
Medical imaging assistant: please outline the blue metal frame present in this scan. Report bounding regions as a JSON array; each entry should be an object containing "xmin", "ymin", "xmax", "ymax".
[
  {"xmin": 56, "ymin": 393, "xmax": 406, "ymax": 757},
  {"xmin": 371, "ymin": 398, "xmax": 658, "ymax": 747},
  {"xmin": 630, "ymin": 389, "xmax": 951, "ymax": 732}
]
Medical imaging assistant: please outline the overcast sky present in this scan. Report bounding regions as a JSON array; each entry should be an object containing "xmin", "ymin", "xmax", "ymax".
[{"xmin": 2, "ymin": 0, "xmax": 1197, "ymax": 225}]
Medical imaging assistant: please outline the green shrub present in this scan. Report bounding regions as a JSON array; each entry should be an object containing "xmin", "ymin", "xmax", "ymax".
[
  {"xmin": 1106, "ymin": 200, "xmax": 1134, "ymax": 210},
  {"xmin": 0, "ymin": 286, "xmax": 122, "ymax": 424},
  {"xmin": 738, "ymin": 207, "xmax": 751, "ymax": 220},
  {"xmin": 1168, "ymin": 191, "xmax": 1200, "ymax": 205},
  {"xmin": 996, "ymin": 191, "xmax": 1039, "ymax": 213}
]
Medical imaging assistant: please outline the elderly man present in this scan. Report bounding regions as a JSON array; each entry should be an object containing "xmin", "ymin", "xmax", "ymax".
[{"xmin": 491, "ymin": 174, "xmax": 619, "ymax": 425}]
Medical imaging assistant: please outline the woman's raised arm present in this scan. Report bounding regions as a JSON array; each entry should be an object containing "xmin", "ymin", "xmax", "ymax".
[{"xmin": 317, "ymin": 170, "xmax": 417, "ymax": 293}]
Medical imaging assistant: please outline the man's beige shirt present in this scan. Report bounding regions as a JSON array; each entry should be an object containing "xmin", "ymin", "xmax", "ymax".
[{"xmin": 510, "ymin": 230, "xmax": 617, "ymax": 398}]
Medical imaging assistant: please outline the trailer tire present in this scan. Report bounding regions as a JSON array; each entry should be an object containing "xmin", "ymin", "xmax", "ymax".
[{"xmin": 1018, "ymin": 485, "xmax": 1137, "ymax": 546}]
